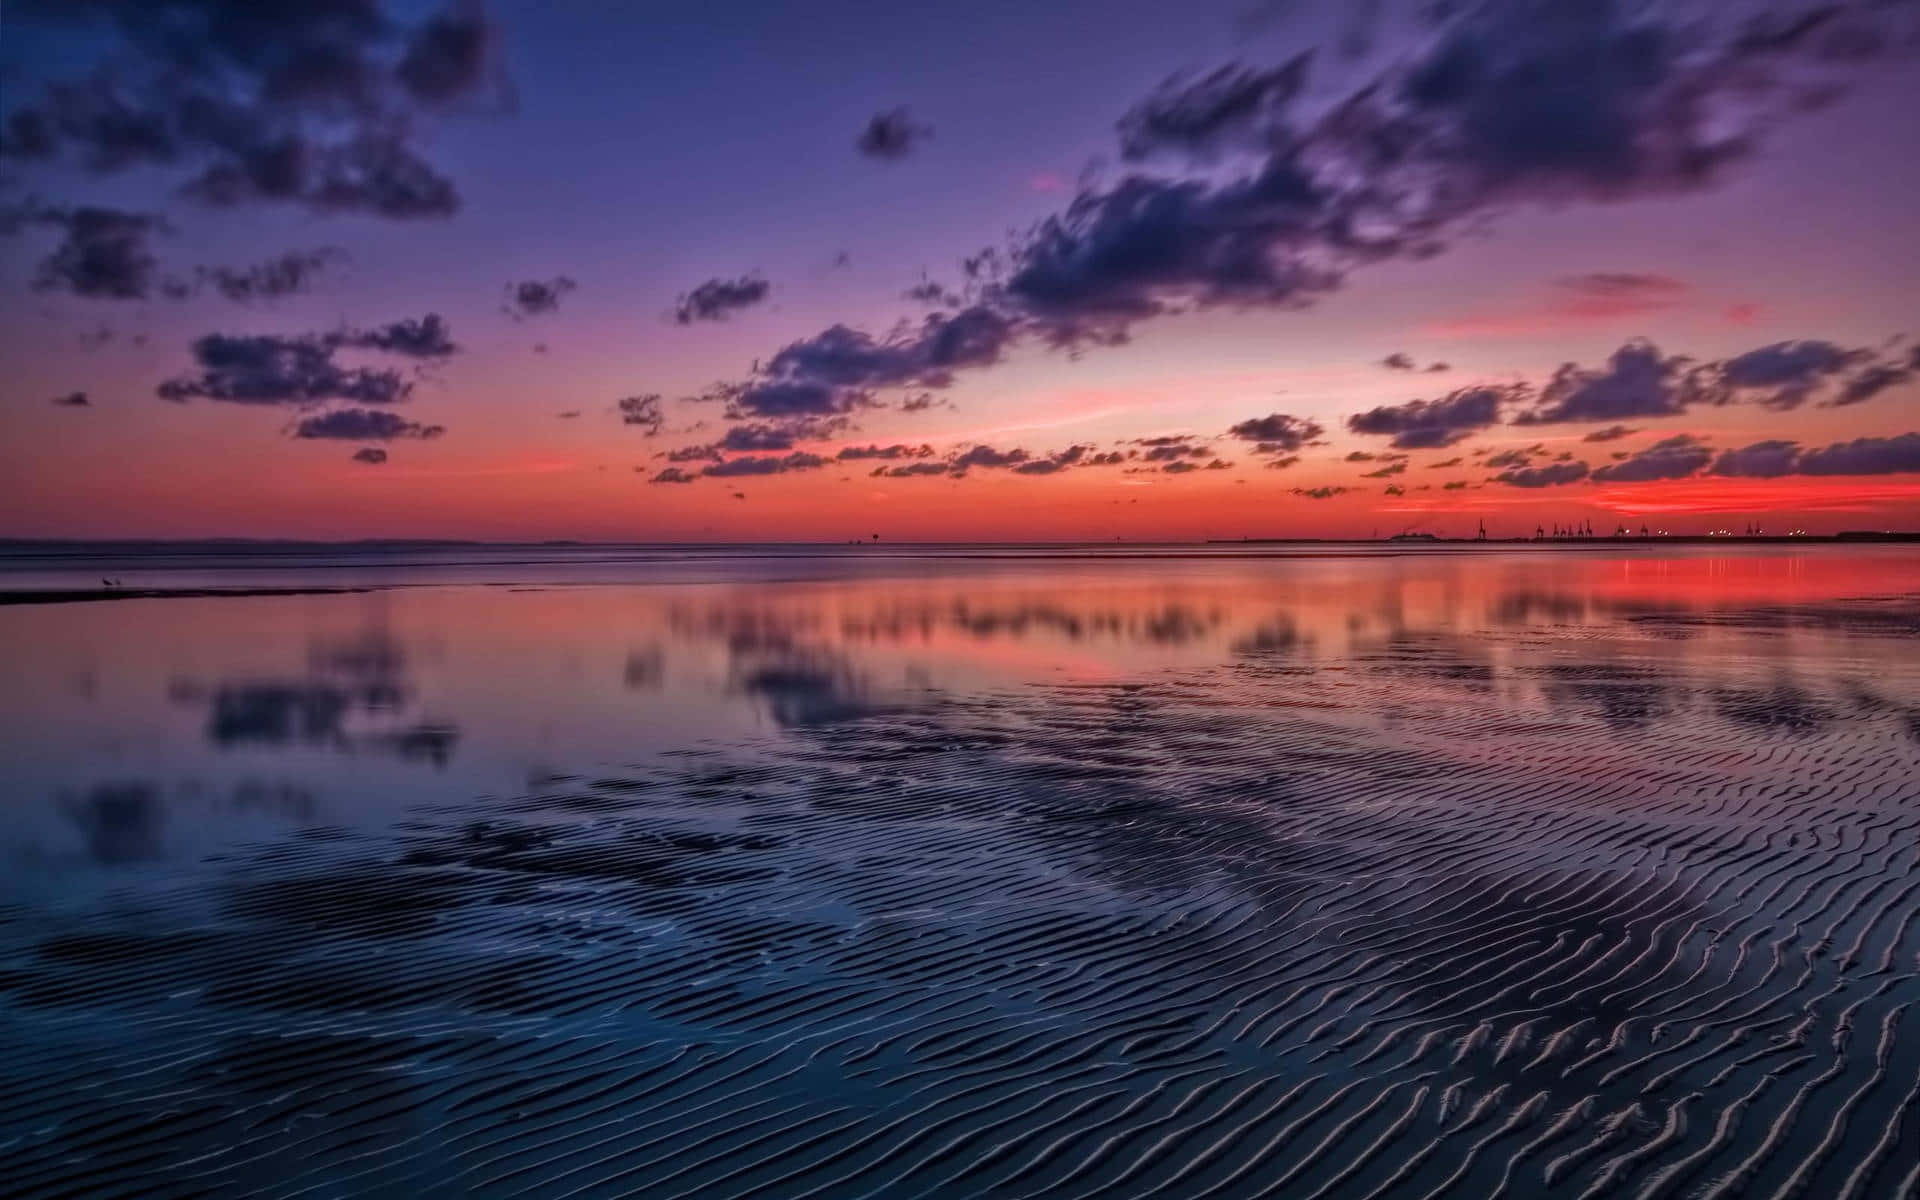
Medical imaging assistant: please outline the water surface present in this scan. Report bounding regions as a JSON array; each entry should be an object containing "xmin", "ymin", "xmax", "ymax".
[{"xmin": 3, "ymin": 544, "xmax": 1918, "ymax": 1197}]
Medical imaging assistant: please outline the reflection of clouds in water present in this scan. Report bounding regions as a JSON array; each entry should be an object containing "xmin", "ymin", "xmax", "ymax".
[
  {"xmin": 167, "ymin": 628, "xmax": 460, "ymax": 765},
  {"xmin": 623, "ymin": 647, "xmax": 664, "ymax": 690},
  {"xmin": 940, "ymin": 601, "xmax": 1224, "ymax": 644},
  {"xmin": 53, "ymin": 779, "xmax": 320, "ymax": 866},
  {"xmin": 1711, "ymin": 680, "xmax": 1836, "ymax": 736},
  {"xmin": 63, "ymin": 783, "xmax": 164, "ymax": 864},
  {"xmin": 652, "ymin": 583, "xmax": 1913, "ymax": 740},
  {"xmin": 732, "ymin": 650, "xmax": 886, "ymax": 727},
  {"xmin": 1537, "ymin": 660, "xmax": 1677, "ymax": 730},
  {"xmin": 1232, "ymin": 615, "xmax": 1307, "ymax": 656}
]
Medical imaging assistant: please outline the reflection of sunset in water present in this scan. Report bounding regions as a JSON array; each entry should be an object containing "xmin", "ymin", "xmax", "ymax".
[
  {"xmin": 6, "ymin": 545, "xmax": 1919, "ymax": 886},
  {"xmin": 3, "ymin": 545, "xmax": 1919, "ymax": 1197}
]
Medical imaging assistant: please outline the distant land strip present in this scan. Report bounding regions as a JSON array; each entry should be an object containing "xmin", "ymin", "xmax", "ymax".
[{"xmin": 0, "ymin": 587, "xmax": 376, "ymax": 606}]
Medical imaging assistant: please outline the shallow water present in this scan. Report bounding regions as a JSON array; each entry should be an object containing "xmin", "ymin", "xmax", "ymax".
[{"xmin": 3, "ymin": 545, "xmax": 1918, "ymax": 1198}]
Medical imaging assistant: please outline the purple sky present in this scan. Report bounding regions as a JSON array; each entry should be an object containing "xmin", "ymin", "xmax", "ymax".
[{"xmin": 4, "ymin": 0, "xmax": 1919, "ymax": 540}]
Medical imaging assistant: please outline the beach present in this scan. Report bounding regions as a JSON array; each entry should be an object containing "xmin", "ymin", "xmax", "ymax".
[{"xmin": 3, "ymin": 543, "xmax": 1917, "ymax": 1198}]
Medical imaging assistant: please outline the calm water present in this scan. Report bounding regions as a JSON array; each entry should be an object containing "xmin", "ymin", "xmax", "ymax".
[{"xmin": 3, "ymin": 544, "xmax": 1918, "ymax": 1197}]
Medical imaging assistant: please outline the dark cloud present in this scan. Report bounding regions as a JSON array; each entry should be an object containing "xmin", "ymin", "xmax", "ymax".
[
  {"xmin": 1709, "ymin": 339, "xmax": 1873, "ymax": 410},
  {"xmin": 856, "ymin": 441, "xmax": 1118, "ymax": 480},
  {"xmin": 715, "ymin": 380, "xmax": 848, "ymax": 420},
  {"xmin": 1515, "ymin": 339, "xmax": 1693, "ymax": 424},
  {"xmin": 1380, "ymin": 352, "xmax": 1449, "ymax": 373},
  {"xmin": 352, "ymin": 447, "xmax": 388, "ymax": 464},
  {"xmin": 1797, "ymin": 433, "xmax": 1920, "ymax": 476},
  {"xmin": 51, "ymin": 390, "xmax": 91, "ymax": 407},
  {"xmin": 1515, "ymin": 335, "xmax": 1906, "ymax": 423},
  {"xmin": 995, "ymin": 168, "xmax": 1347, "ymax": 346},
  {"xmin": 1702, "ymin": 433, "xmax": 1920, "ymax": 479},
  {"xmin": 1589, "ymin": 433, "xmax": 1711, "ymax": 482},
  {"xmin": 951, "ymin": 444, "xmax": 1030, "ymax": 471},
  {"xmin": 503, "ymin": 277, "xmax": 577, "ymax": 319},
  {"xmin": 904, "ymin": 280, "xmax": 960, "ymax": 306},
  {"xmin": 1139, "ymin": 439, "xmax": 1215, "ymax": 463},
  {"xmin": 1, "ymin": 0, "xmax": 507, "ymax": 218},
  {"xmin": 618, "ymin": 394, "xmax": 665, "ymax": 434},
  {"xmin": 1493, "ymin": 460, "xmax": 1590, "ymax": 487},
  {"xmin": 158, "ymin": 312, "xmax": 456, "ymax": 407},
  {"xmin": 674, "ymin": 276, "xmax": 771, "ymax": 324},
  {"xmin": 872, "ymin": 461, "xmax": 953, "ymax": 478},
  {"xmin": 1830, "ymin": 358, "xmax": 1916, "ymax": 407},
  {"xmin": 837, "ymin": 443, "xmax": 935, "ymax": 461},
  {"xmin": 1115, "ymin": 56, "xmax": 1312, "ymax": 160},
  {"xmin": 397, "ymin": 6, "xmax": 503, "ymax": 104},
  {"xmin": 763, "ymin": 305, "xmax": 1015, "ymax": 393},
  {"xmin": 1383, "ymin": 483, "xmax": 1405, "ymax": 496},
  {"xmin": 5, "ymin": 204, "xmax": 167, "ymax": 299},
  {"xmin": 198, "ymin": 246, "xmax": 344, "ymax": 302},
  {"xmin": 1347, "ymin": 385, "xmax": 1511, "ymax": 449},
  {"xmin": 1227, "ymin": 412, "xmax": 1324, "ymax": 451},
  {"xmin": 291, "ymin": 408, "xmax": 444, "ymax": 441},
  {"xmin": 661, "ymin": 442, "xmax": 722, "ymax": 464},
  {"xmin": 1291, "ymin": 486, "xmax": 1348, "ymax": 499},
  {"xmin": 648, "ymin": 466, "xmax": 696, "ymax": 484},
  {"xmin": 160, "ymin": 332, "xmax": 407, "ymax": 406},
  {"xmin": 1013, "ymin": 445, "xmax": 1095, "ymax": 475},
  {"xmin": 1482, "ymin": 448, "xmax": 1533, "ymax": 468},
  {"xmin": 1709, "ymin": 438, "xmax": 1800, "ymax": 479},
  {"xmin": 986, "ymin": 0, "xmax": 1901, "ymax": 347},
  {"xmin": 1361, "ymin": 460, "xmax": 1407, "ymax": 478},
  {"xmin": 337, "ymin": 313, "xmax": 457, "ymax": 359},
  {"xmin": 707, "ymin": 424, "xmax": 795, "ymax": 452},
  {"xmin": 1428, "ymin": 456, "xmax": 1462, "ymax": 468},
  {"xmin": 706, "ymin": 305, "xmax": 1017, "ymax": 428},
  {"xmin": 703, "ymin": 452, "xmax": 830, "ymax": 478},
  {"xmin": 856, "ymin": 107, "xmax": 932, "ymax": 159},
  {"xmin": 1582, "ymin": 423, "xmax": 1637, "ymax": 442},
  {"xmin": 693, "ymin": 1, "xmax": 1900, "ymax": 440}
]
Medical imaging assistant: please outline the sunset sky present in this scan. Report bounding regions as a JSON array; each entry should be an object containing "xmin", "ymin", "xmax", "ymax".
[{"xmin": 3, "ymin": 0, "xmax": 1918, "ymax": 541}]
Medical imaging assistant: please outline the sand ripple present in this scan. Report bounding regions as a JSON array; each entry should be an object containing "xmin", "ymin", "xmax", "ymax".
[{"xmin": 3, "ymin": 606, "xmax": 1918, "ymax": 1198}]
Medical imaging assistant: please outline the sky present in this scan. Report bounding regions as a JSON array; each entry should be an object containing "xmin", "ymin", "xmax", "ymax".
[{"xmin": 2, "ymin": 0, "xmax": 1919, "ymax": 542}]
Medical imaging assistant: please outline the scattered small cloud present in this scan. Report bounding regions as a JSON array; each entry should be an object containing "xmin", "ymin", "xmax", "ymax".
[
  {"xmin": 674, "ymin": 276, "xmax": 771, "ymax": 324},
  {"xmin": 503, "ymin": 277, "xmax": 577, "ymax": 320},
  {"xmin": 618, "ymin": 394, "xmax": 665, "ymax": 435},
  {"xmin": 199, "ymin": 247, "xmax": 345, "ymax": 302},
  {"xmin": 856, "ymin": 107, "xmax": 932, "ymax": 160},
  {"xmin": 291, "ymin": 408, "xmax": 444, "ymax": 441},
  {"xmin": 1492, "ymin": 460, "xmax": 1591, "ymax": 488}
]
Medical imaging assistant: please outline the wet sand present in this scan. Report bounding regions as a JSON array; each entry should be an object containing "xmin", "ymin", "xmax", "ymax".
[{"xmin": 2, "ymin": 552, "xmax": 1917, "ymax": 1198}]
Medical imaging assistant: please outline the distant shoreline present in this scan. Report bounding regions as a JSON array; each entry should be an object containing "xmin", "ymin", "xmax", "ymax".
[
  {"xmin": 0, "ymin": 586, "xmax": 374, "ymax": 607},
  {"xmin": 1217, "ymin": 532, "xmax": 1920, "ymax": 546},
  {"xmin": 1, "ymin": 532, "xmax": 1916, "ymax": 556}
]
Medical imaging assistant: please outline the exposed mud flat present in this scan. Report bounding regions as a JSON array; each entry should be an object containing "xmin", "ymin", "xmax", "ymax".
[{"xmin": 3, "ymin": 590, "xmax": 1918, "ymax": 1198}]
